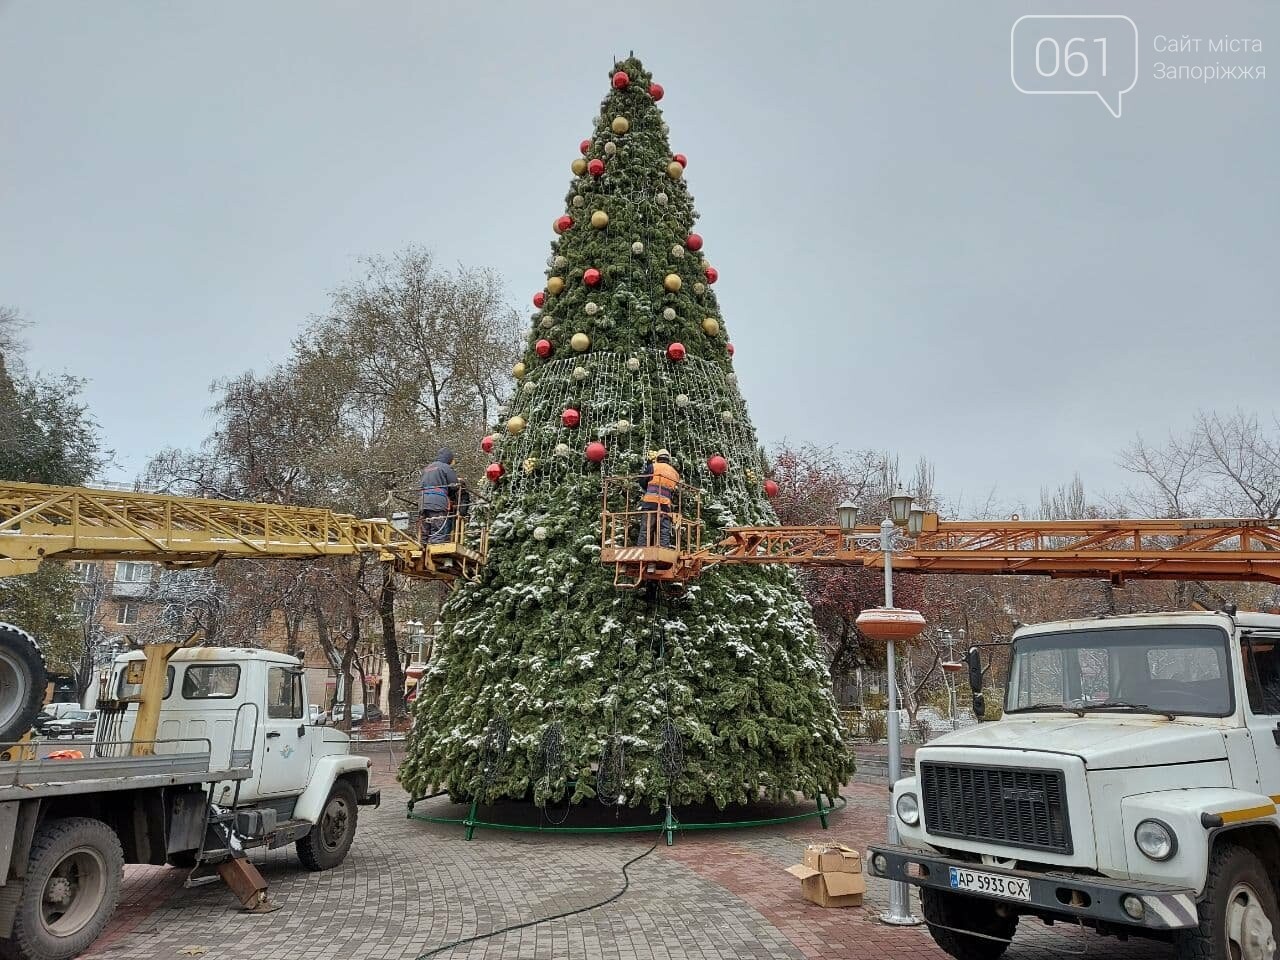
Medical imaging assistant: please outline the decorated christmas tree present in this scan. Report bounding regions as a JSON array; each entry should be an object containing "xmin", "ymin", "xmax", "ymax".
[{"xmin": 400, "ymin": 57, "xmax": 849, "ymax": 812}]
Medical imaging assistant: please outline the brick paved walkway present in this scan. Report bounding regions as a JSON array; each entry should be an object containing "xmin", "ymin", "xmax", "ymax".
[{"xmin": 84, "ymin": 747, "xmax": 1177, "ymax": 960}]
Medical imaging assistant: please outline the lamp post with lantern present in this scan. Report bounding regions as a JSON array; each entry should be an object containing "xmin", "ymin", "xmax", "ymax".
[{"xmin": 841, "ymin": 489, "xmax": 926, "ymax": 926}]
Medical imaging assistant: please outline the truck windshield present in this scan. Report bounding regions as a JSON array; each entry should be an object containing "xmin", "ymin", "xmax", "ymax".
[{"xmin": 1005, "ymin": 625, "xmax": 1233, "ymax": 718}]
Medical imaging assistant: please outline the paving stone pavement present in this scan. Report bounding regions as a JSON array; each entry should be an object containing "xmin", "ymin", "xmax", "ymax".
[{"xmin": 84, "ymin": 747, "xmax": 1178, "ymax": 960}]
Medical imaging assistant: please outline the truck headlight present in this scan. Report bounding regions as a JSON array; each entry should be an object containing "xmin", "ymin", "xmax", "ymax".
[
  {"xmin": 1135, "ymin": 819, "xmax": 1177, "ymax": 861},
  {"xmin": 896, "ymin": 792, "xmax": 920, "ymax": 826}
]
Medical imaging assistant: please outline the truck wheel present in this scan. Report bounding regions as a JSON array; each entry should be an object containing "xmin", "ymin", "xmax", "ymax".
[
  {"xmin": 1175, "ymin": 843, "xmax": 1277, "ymax": 960},
  {"xmin": 920, "ymin": 887, "xmax": 1018, "ymax": 960},
  {"xmin": 1, "ymin": 818, "xmax": 123, "ymax": 960},
  {"xmin": 296, "ymin": 779, "xmax": 358, "ymax": 871},
  {"xmin": 0, "ymin": 623, "xmax": 47, "ymax": 744}
]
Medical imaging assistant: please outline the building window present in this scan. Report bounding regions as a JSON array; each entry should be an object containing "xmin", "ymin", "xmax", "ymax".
[
  {"xmin": 73, "ymin": 599, "xmax": 91, "ymax": 616},
  {"xmin": 116, "ymin": 603, "xmax": 139, "ymax": 626},
  {"xmin": 72, "ymin": 562, "xmax": 97, "ymax": 580},
  {"xmin": 114, "ymin": 562, "xmax": 152, "ymax": 584}
]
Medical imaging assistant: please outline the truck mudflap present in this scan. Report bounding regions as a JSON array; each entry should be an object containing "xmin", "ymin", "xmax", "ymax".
[
  {"xmin": 868, "ymin": 844, "xmax": 1199, "ymax": 931},
  {"xmin": 358, "ymin": 787, "xmax": 381, "ymax": 808}
]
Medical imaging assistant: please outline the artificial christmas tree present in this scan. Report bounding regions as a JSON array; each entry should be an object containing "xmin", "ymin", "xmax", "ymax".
[{"xmin": 401, "ymin": 56, "xmax": 849, "ymax": 813}]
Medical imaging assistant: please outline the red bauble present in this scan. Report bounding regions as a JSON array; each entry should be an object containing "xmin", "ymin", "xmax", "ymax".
[
  {"xmin": 672, "ymin": 153, "xmax": 687, "ymax": 168},
  {"xmin": 579, "ymin": 139, "xmax": 591, "ymax": 155},
  {"xmin": 612, "ymin": 71, "xmax": 630, "ymax": 89},
  {"xmin": 485, "ymin": 462, "xmax": 504, "ymax": 482},
  {"xmin": 533, "ymin": 291, "xmax": 546, "ymax": 308},
  {"xmin": 764, "ymin": 479, "xmax": 779, "ymax": 498},
  {"xmin": 583, "ymin": 268, "xmax": 602, "ymax": 287},
  {"xmin": 585, "ymin": 441, "xmax": 607, "ymax": 463},
  {"xmin": 555, "ymin": 215, "xmax": 574, "ymax": 233},
  {"xmin": 704, "ymin": 265, "xmax": 719, "ymax": 284},
  {"xmin": 685, "ymin": 232, "xmax": 703, "ymax": 252},
  {"xmin": 481, "ymin": 435, "xmax": 495, "ymax": 453},
  {"xmin": 649, "ymin": 82, "xmax": 664, "ymax": 101},
  {"xmin": 707, "ymin": 455, "xmax": 728, "ymax": 476},
  {"xmin": 587, "ymin": 158, "xmax": 605, "ymax": 177},
  {"xmin": 666, "ymin": 342, "xmax": 686, "ymax": 361},
  {"xmin": 726, "ymin": 342, "xmax": 735, "ymax": 356},
  {"xmin": 535, "ymin": 339, "xmax": 552, "ymax": 358},
  {"xmin": 561, "ymin": 408, "xmax": 581, "ymax": 428}
]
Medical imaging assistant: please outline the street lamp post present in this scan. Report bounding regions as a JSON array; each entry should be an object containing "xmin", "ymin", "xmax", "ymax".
[
  {"xmin": 841, "ymin": 492, "xmax": 923, "ymax": 926},
  {"xmin": 881, "ymin": 489, "xmax": 919, "ymax": 926}
]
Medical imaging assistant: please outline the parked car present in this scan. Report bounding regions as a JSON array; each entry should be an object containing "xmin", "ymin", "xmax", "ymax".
[
  {"xmin": 308, "ymin": 703, "xmax": 323, "ymax": 724},
  {"xmin": 31, "ymin": 702, "xmax": 85, "ymax": 736},
  {"xmin": 325, "ymin": 703, "xmax": 383, "ymax": 727},
  {"xmin": 42, "ymin": 709, "xmax": 97, "ymax": 737}
]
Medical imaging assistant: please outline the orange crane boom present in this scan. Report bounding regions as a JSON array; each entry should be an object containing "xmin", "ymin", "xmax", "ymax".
[
  {"xmin": 598, "ymin": 478, "xmax": 1280, "ymax": 587},
  {"xmin": 702, "ymin": 517, "xmax": 1280, "ymax": 583}
]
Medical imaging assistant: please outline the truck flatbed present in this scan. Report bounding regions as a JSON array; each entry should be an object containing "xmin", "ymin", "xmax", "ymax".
[{"xmin": 0, "ymin": 750, "xmax": 250, "ymax": 802}]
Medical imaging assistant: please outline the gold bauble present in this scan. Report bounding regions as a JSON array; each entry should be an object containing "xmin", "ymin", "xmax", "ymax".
[
  {"xmin": 702, "ymin": 317, "xmax": 720, "ymax": 336},
  {"xmin": 571, "ymin": 158, "xmax": 588, "ymax": 176},
  {"xmin": 523, "ymin": 457, "xmax": 539, "ymax": 475},
  {"xmin": 507, "ymin": 416, "xmax": 526, "ymax": 435},
  {"xmin": 571, "ymin": 332, "xmax": 591, "ymax": 352},
  {"xmin": 513, "ymin": 361, "xmax": 526, "ymax": 379},
  {"xmin": 663, "ymin": 274, "xmax": 682, "ymax": 292},
  {"xmin": 611, "ymin": 116, "xmax": 630, "ymax": 134},
  {"xmin": 591, "ymin": 210, "xmax": 609, "ymax": 229},
  {"xmin": 547, "ymin": 276, "xmax": 565, "ymax": 295},
  {"xmin": 666, "ymin": 161, "xmax": 684, "ymax": 180}
]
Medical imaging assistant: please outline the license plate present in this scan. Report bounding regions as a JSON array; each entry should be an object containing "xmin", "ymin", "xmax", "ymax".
[{"xmin": 948, "ymin": 867, "xmax": 1032, "ymax": 902}]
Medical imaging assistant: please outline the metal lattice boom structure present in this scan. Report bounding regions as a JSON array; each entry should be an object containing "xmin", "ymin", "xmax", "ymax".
[
  {"xmin": 0, "ymin": 481, "xmax": 484, "ymax": 583},
  {"xmin": 600, "ymin": 489, "xmax": 1280, "ymax": 586}
]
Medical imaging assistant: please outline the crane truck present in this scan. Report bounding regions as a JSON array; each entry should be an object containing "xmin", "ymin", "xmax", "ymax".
[
  {"xmin": 0, "ymin": 623, "xmax": 380, "ymax": 960},
  {"xmin": 869, "ymin": 609, "xmax": 1280, "ymax": 960}
]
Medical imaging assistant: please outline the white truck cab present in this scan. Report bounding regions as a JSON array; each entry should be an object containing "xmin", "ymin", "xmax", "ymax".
[
  {"xmin": 101, "ymin": 647, "xmax": 375, "ymax": 820},
  {"xmin": 869, "ymin": 610, "xmax": 1280, "ymax": 960}
]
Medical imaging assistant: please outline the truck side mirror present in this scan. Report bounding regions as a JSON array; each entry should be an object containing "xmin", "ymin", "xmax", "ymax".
[{"xmin": 966, "ymin": 646, "xmax": 983, "ymax": 697}]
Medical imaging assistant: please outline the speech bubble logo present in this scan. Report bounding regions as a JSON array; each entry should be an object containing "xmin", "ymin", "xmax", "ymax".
[{"xmin": 1011, "ymin": 15, "xmax": 1138, "ymax": 118}]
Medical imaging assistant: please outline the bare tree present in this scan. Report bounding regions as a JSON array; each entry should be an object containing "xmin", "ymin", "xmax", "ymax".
[
  {"xmin": 133, "ymin": 570, "xmax": 226, "ymax": 645},
  {"xmin": 1120, "ymin": 410, "xmax": 1280, "ymax": 519},
  {"xmin": 72, "ymin": 565, "xmax": 110, "ymax": 702}
]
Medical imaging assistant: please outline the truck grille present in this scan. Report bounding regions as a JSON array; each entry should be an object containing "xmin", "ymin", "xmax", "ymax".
[{"xmin": 920, "ymin": 762, "xmax": 1072, "ymax": 855}]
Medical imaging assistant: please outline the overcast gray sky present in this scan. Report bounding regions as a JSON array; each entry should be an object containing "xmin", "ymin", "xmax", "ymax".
[{"xmin": 1, "ymin": 1, "xmax": 1274, "ymax": 513}]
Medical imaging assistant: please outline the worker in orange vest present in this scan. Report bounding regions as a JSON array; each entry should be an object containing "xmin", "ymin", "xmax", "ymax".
[{"xmin": 637, "ymin": 449, "xmax": 679, "ymax": 548}]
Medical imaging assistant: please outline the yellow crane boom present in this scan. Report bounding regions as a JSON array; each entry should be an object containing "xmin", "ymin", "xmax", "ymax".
[{"xmin": 0, "ymin": 480, "xmax": 484, "ymax": 582}]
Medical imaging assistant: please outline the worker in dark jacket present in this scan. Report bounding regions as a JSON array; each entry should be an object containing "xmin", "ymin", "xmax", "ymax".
[
  {"xmin": 419, "ymin": 448, "xmax": 459, "ymax": 544},
  {"xmin": 637, "ymin": 449, "xmax": 679, "ymax": 548}
]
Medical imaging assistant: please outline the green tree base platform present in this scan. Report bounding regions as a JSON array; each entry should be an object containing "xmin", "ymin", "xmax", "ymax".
[{"xmin": 407, "ymin": 792, "xmax": 846, "ymax": 846}]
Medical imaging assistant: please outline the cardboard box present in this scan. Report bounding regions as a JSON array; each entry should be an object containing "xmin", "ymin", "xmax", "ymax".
[
  {"xmin": 802, "ymin": 843, "xmax": 863, "ymax": 874},
  {"xmin": 785, "ymin": 863, "xmax": 867, "ymax": 908}
]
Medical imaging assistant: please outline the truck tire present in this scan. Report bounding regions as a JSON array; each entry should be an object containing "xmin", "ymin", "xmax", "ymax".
[
  {"xmin": 0, "ymin": 622, "xmax": 47, "ymax": 743},
  {"xmin": 0, "ymin": 818, "xmax": 123, "ymax": 960},
  {"xmin": 1175, "ymin": 843, "xmax": 1278, "ymax": 960},
  {"xmin": 920, "ymin": 887, "xmax": 1018, "ymax": 960},
  {"xmin": 296, "ymin": 779, "xmax": 358, "ymax": 871}
]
